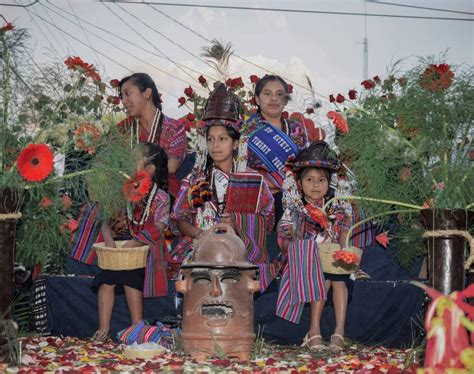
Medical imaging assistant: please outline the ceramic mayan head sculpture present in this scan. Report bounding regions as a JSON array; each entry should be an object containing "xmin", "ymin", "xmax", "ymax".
[{"xmin": 175, "ymin": 223, "xmax": 260, "ymax": 361}]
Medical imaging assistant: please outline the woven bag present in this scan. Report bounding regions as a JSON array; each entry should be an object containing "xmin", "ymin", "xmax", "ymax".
[{"xmin": 319, "ymin": 243, "xmax": 362, "ymax": 275}]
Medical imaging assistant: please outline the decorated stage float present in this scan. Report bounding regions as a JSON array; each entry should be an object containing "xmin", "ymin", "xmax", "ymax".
[{"xmin": 1, "ymin": 22, "xmax": 473, "ymax": 371}]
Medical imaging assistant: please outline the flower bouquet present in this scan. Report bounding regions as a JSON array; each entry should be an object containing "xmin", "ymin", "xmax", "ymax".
[
  {"xmin": 329, "ymin": 57, "xmax": 473, "ymax": 292},
  {"xmin": 0, "ymin": 23, "xmax": 126, "ymax": 314}
]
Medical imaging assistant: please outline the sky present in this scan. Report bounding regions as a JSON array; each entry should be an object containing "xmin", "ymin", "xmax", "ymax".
[{"xmin": 2, "ymin": 0, "xmax": 473, "ymax": 118}]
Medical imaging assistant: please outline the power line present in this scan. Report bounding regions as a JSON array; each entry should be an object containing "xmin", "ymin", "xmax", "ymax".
[
  {"xmin": 66, "ymin": 0, "xmax": 106, "ymax": 75},
  {"xmin": 101, "ymin": 2, "xmax": 203, "ymax": 85},
  {"xmin": 37, "ymin": 1, "xmax": 75, "ymax": 54},
  {"xmin": 147, "ymin": 6, "xmax": 325, "ymax": 98},
  {"xmin": 20, "ymin": 6, "xmax": 180, "ymax": 99},
  {"xmin": 0, "ymin": 0, "xmax": 37, "ymax": 7},
  {"xmin": 40, "ymin": 1, "xmax": 193, "ymax": 90},
  {"xmin": 99, "ymin": 1, "xmax": 474, "ymax": 22},
  {"xmin": 368, "ymin": 1, "xmax": 474, "ymax": 16},
  {"xmin": 44, "ymin": 0, "xmax": 211, "ymax": 82}
]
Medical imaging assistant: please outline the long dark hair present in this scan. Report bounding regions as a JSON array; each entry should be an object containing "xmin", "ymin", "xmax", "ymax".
[
  {"xmin": 119, "ymin": 73, "xmax": 162, "ymax": 110},
  {"xmin": 204, "ymin": 124, "xmax": 240, "ymax": 175},
  {"xmin": 254, "ymin": 74, "xmax": 291, "ymax": 113},
  {"xmin": 141, "ymin": 142, "xmax": 168, "ymax": 192},
  {"xmin": 120, "ymin": 73, "xmax": 164, "ymax": 144}
]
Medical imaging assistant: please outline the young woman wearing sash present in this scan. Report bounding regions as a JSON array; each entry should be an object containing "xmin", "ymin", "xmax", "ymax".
[
  {"xmin": 118, "ymin": 73, "xmax": 186, "ymax": 197},
  {"xmin": 245, "ymin": 75, "xmax": 309, "ymax": 225},
  {"xmin": 173, "ymin": 83, "xmax": 275, "ymax": 291}
]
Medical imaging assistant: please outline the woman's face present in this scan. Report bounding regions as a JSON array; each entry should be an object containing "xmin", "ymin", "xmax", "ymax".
[
  {"xmin": 255, "ymin": 80, "xmax": 288, "ymax": 119},
  {"xmin": 299, "ymin": 168, "xmax": 329, "ymax": 204},
  {"xmin": 207, "ymin": 126, "xmax": 238, "ymax": 166},
  {"xmin": 120, "ymin": 80, "xmax": 151, "ymax": 117}
]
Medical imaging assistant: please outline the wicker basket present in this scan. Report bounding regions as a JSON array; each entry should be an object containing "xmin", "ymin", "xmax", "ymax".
[
  {"xmin": 93, "ymin": 241, "xmax": 149, "ymax": 271},
  {"xmin": 123, "ymin": 346, "xmax": 165, "ymax": 359},
  {"xmin": 319, "ymin": 243, "xmax": 362, "ymax": 275}
]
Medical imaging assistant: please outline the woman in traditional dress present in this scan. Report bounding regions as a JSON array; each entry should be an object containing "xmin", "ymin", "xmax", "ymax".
[
  {"xmin": 173, "ymin": 83, "xmax": 275, "ymax": 291},
  {"xmin": 118, "ymin": 73, "xmax": 186, "ymax": 197}
]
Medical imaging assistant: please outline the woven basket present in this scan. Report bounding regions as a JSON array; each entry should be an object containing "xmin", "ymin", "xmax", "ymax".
[
  {"xmin": 123, "ymin": 346, "xmax": 165, "ymax": 359},
  {"xmin": 93, "ymin": 241, "xmax": 149, "ymax": 271},
  {"xmin": 319, "ymin": 243, "xmax": 362, "ymax": 275}
]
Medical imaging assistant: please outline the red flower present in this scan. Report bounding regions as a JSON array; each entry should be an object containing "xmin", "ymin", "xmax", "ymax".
[
  {"xmin": 373, "ymin": 75, "xmax": 381, "ymax": 84},
  {"xmin": 329, "ymin": 94, "xmax": 336, "ymax": 103},
  {"xmin": 361, "ymin": 79, "xmax": 375, "ymax": 89},
  {"xmin": 336, "ymin": 94, "xmax": 345, "ymax": 103},
  {"xmin": 110, "ymin": 79, "xmax": 120, "ymax": 88},
  {"xmin": 184, "ymin": 86, "xmax": 194, "ymax": 98},
  {"xmin": 348, "ymin": 89, "xmax": 357, "ymax": 100},
  {"xmin": 73, "ymin": 122, "xmax": 101, "ymax": 155},
  {"xmin": 186, "ymin": 113, "xmax": 196, "ymax": 122},
  {"xmin": 64, "ymin": 56, "xmax": 101, "ymax": 82},
  {"xmin": 225, "ymin": 78, "xmax": 234, "ymax": 87},
  {"xmin": 327, "ymin": 111, "xmax": 349, "ymax": 133},
  {"xmin": 306, "ymin": 107, "xmax": 315, "ymax": 114},
  {"xmin": 178, "ymin": 97, "xmax": 186, "ymax": 107},
  {"xmin": 232, "ymin": 77, "xmax": 244, "ymax": 88},
  {"xmin": 287, "ymin": 84, "xmax": 293, "ymax": 94},
  {"xmin": 17, "ymin": 144, "xmax": 54, "ymax": 182},
  {"xmin": 333, "ymin": 250, "xmax": 360, "ymax": 265},
  {"xmin": 282, "ymin": 111, "xmax": 289, "ymax": 119},
  {"xmin": 305, "ymin": 204, "xmax": 329, "ymax": 229},
  {"xmin": 123, "ymin": 170, "xmax": 153, "ymax": 203},
  {"xmin": 198, "ymin": 75, "xmax": 207, "ymax": 86},
  {"xmin": 419, "ymin": 63, "xmax": 455, "ymax": 92},
  {"xmin": 1, "ymin": 22, "xmax": 14, "ymax": 32},
  {"xmin": 376, "ymin": 231, "xmax": 390, "ymax": 248},
  {"xmin": 250, "ymin": 75, "xmax": 260, "ymax": 84},
  {"xmin": 249, "ymin": 97, "xmax": 257, "ymax": 106},
  {"xmin": 39, "ymin": 197, "xmax": 53, "ymax": 208}
]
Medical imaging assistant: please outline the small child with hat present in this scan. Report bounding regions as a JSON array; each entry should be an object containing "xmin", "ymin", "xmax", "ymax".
[{"xmin": 276, "ymin": 140, "xmax": 360, "ymax": 351}]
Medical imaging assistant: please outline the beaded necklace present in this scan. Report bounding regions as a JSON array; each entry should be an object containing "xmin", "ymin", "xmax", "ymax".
[
  {"xmin": 130, "ymin": 108, "xmax": 162, "ymax": 148},
  {"xmin": 127, "ymin": 183, "xmax": 158, "ymax": 233}
]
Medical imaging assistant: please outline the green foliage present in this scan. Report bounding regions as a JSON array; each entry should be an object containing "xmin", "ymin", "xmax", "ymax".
[{"xmin": 338, "ymin": 58, "xmax": 474, "ymax": 213}]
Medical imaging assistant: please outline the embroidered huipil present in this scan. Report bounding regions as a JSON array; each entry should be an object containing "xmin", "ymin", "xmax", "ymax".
[
  {"xmin": 275, "ymin": 199, "xmax": 352, "ymax": 323},
  {"xmin": 172, "ymin": 168, "xmax": 277, "ymax": 291}
]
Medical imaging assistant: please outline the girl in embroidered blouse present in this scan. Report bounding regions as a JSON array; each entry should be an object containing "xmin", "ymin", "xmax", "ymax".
[
  {"xmin": 173, "ymin": 83, "xmax": 275, "ymax": 291},
  {"xmin": 117, "ymin": 73, "xmax": 186, "ymax": 196},
  {"xmin": 245, "ymin": 75, "xmax": 309, "ymax": 224},
  {"xmin": 276, "ymin": 141, "xmax": 352, "ymax": 351},
  {"xmin": 90, "ymin": 143, "xmax": 170, "ymax": 342}
]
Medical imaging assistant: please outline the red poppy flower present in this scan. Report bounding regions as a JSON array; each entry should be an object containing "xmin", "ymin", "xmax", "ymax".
[
  {"xmin": 287, "ymin": 84, "xmax": 294, "ymax": 94},
  {"xmin": 186, "ymin": 113, "xmax": 196, "ymax": 122},
  {"xmin": 123, "ymin": 170, "xmax": 152, "ymax": 203},
  {"xmin": 110, "ymin": 79, "xmax": 120, "ymax": 88},
  {"xmin": 39, "ymin": 196, "xmax": 52, "ymax": 208},
  {"xmin": 327, "ymin": 111, "xmax": 349, "ymax": 133},
  {"xmin": 17, "ymin": 144, "xmax": 54, "ymax": 182},
  {"xmin": 376, "ymin": 231, "xmax": 390, "ymax": 248},
  {"xmin": 250, "ymin": 75, "xmax": 260, "ymax": 84},
  {"xmin": 1, "ymin": 22, "xmax": 14, "ymax": 32},
  {"xmin": 64, "ymin": 56, "xmax": 101, "ymax": 82},
  {"xmin": 361, "ymin": 79, "xmax": 375, "ymax": 89},
  {"xmin": 333, "ymin": 250, "xmax": 360, "ymax": 265},
  {"xmin": 225, "ymin": 77, "xmax": 234, "ymax": 87},
  {"xmin": 178, "ymin": 97, "xmax": 186, "ymax": 107},
  {"xmin": 84, "ymin": 69, "xmax": 101, "ymax": 82},
  {"xmin": 329, "ymin": 94, "xmax": 336, "ymax": 103},
  {"xmin": 336, "ymin": 94, "xmax": 345, "ymax": 103},
  {"xmin": 348, "ymin": 89, "xmax": 357, "ymax": 100},
  {"xmin": 184, "ymin": 86, "xmax": 194, "ymax": 98},
  {"xmin": 198, "ymin": 75, "xmax": 207, "ymax": 86},
  {"xmin": 305, "ymin": 204, "xmax": 329, "ymax": 229}
]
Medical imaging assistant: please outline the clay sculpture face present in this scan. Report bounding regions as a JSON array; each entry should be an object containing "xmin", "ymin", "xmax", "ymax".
[{"xmin": 175, "ymin": 224, "xmax": 260, "ymax": 361}]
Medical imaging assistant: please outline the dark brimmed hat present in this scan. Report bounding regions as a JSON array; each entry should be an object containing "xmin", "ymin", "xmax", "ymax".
[
  {"xmin": 202, "ymin": 83, "xmax": 242, "ymax": 122},
  {"xmin": 291, "ymin": 141, "xmax": 340, "ymax": 171},
  {"xmin": 181, "ymin": 224, "xmax": 257, "ymax": 270}
]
